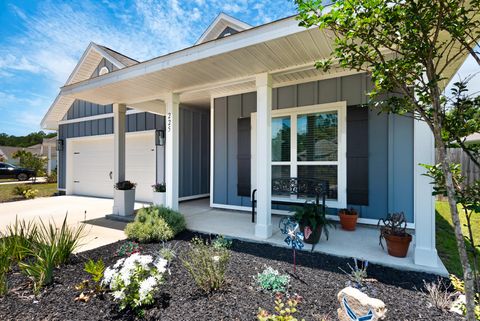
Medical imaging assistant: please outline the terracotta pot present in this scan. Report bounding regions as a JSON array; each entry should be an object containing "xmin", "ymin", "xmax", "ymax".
[
  {"xmin": 301, "ymin": 224, "xmax": 322, "ymax": 244},
  {"xmin": 339, "ymin": 212, "xmax": 358, "ymax": 231},
  {"xmin": 384, "ymin": 233, "xmax": 412, "ymax": 257}
]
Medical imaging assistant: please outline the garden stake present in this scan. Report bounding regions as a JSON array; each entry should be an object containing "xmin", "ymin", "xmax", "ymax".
[{"xmin": 279, "ymin": 217, "xmax": 304, "ymax": 274}]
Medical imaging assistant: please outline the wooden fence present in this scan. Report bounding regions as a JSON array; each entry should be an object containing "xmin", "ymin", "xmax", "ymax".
[{"xmin": 437, "ymin": 148, "xmax": 480, "ymax": 185}]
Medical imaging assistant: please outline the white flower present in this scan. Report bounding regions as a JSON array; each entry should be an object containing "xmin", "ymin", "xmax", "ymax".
[
  {"xmin": 113, "ymin": 258, "xmax": 125, "ymax": 269},
  {"xmin": 212, "ymin": 256, "xmax": 220, "ymax": 263},
  {"xmin": 102, "ymin": 267, "xmax": 116, "ymax": 285},
  {"xmin": 154, "ymin": 258, "xmax": 168, "ymax": 273},
  {"xmin": 137, "ymin": 254, "xmax": 153, "ymax": 267},
  {"xmin": 113, "ymin": 290, "xmax": 125, "ymax": 300},
  {"xmin": 138, "ymin": 276, "xmax": 157, "ymax": 301}
]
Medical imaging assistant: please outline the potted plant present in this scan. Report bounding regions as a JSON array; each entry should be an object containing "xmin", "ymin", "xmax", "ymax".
[
  {"xmin": 293, "ymin": 202, "xmax": 333, "ymax": 244},
  {"xmin": 339, "ymin": 208, "xmax": 358, "ymax": 231},
  {"xmin": 152, "ymin": 183, "xmax": 166, "ymax": 207},
  {"xmin": 114, "ymin": 180, "xmax": 136, "ymax": 216},
  {"xmin": 378, "ymin": 212, "xmax": 412, "ymax": 257}
]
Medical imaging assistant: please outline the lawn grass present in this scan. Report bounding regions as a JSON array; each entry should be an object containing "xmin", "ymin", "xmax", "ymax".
[
  {"xmin": 436, "ymin": 200, "xmax": 480, "ymax": 276},
  {"xmin": 0, "ymin": 182, "xmax": 58, "ymax": 203}
]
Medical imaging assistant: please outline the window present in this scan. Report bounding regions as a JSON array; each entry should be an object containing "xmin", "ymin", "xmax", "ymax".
[
  {"xmin": 253, "ymin": 101, "xmax": 347, "ymax": 207},
  {"xmin": 99, "ymin": 66, "xmax": 109, "ymax": 76}
]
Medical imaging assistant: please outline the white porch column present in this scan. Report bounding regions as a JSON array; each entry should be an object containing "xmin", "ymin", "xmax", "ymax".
[
  {"xmin": 47, "ymin": 145, "xmax": 52, "ymax": 175},
  {"xmin": 255, "ymin": 73, "xmax": 273, "ymax": 239},
  {"xmin": 165, "ymin": 93, "xmax": 180, "ymax": 211},
  {"xmin": 112, "ymin": 103, "xmax": 127, "ymax": 215},
  {"xmin": 413, "ymin": 119, "xmax": 438, "ymax": 267}
]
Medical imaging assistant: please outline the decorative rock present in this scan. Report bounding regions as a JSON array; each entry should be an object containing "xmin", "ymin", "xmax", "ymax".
[{"xmin": 337, "ymin": 287, "xmax": 387, "ymax": 321}]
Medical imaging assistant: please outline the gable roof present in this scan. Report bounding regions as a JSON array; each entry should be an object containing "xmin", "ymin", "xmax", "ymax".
[
  {"xmin": 195, "ymin": 12, "xmax": 252, "ymax": 45},
  {"xmin": 41, "ymin": 43, "xmax": 138, "ymax": 129}
]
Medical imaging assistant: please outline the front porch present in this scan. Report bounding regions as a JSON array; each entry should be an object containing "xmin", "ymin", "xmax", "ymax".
[{"xmin": 180, "ymin": 198, "xmax": 448, "ymax": 276}]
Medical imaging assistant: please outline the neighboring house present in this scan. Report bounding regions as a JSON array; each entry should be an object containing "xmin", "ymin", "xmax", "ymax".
[
  {"xmin": 41, "ymin": 13, "xmax": 469, "ymax": 271},
  {"xmin": 0, "ymin": 139, "xmax": 57, "ymax": 173}
]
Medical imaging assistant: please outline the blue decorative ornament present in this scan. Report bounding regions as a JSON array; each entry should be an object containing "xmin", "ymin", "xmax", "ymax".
[
  {"xmin": 279, "ymin": 217, "xmax": 304, "ymax": 250},
  {"xmin": 343, "ymin": 296, "xmax": 374, "ymax": 321}
]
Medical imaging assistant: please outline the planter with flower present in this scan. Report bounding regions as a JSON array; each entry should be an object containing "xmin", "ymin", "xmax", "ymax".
[
  {"xmin": 293, "ymin": 202, "xmax": 333, "ymax": 245},
  {"xmin": 114, "ymin": 181, "xmax": 136, "ymax": 216},
  {"xmin": 378, "ymin": 212, "xmax": 412, "ymax": 257},
  {"xmin": 339, "ymin": 208, "xmax": 358, "ymax": 231},
  {"xmin": 152, "ymin": 183, "xmax": 166, "ymax": 207}
]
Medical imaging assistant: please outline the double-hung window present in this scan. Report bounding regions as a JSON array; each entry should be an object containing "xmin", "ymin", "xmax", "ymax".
[{"xmin": 265, "ymin": 101, "xmax": 347, "ymax": 208}]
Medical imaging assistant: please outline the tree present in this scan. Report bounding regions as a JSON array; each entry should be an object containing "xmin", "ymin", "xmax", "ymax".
[
  {"xmin": 294, "ymin": 0, "xmax": 480, "ymax": 319},
  {"xmin": 12, "ymin": 150, "xmax": 47, "ymax": 178}
]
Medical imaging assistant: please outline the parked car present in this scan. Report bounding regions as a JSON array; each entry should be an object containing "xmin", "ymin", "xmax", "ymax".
[{"xmin": 0, "ymin": 162, "xmax": 36, "ymax": 181}]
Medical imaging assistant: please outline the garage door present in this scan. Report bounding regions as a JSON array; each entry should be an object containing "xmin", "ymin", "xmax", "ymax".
[{"xmin": 71, "ymin": 132, "xmax": 156, "ymax": 202}]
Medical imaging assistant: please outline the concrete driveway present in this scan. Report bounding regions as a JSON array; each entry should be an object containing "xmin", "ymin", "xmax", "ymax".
[{"xmin": 0, "ymin": 196, "xmax": 147, "ymax": 253}]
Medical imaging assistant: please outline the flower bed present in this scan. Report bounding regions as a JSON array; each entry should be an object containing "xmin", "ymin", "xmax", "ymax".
[{"xmin": 0, "ymin": 231, "xmax": 462, "ymax": 320}]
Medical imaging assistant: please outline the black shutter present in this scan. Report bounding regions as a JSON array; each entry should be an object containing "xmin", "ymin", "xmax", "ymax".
[
  {"xmin": 237, "ymin": 117, "xmax": 251, "ymax": 197},
  {"xmin": 347, "ymin": 106, "xmax": 369, "ymax": 205}
]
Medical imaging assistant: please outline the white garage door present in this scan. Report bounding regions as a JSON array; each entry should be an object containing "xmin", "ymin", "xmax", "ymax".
[{"xmin": 70, "ymin": 132, "xmax": 156, "ymax": 202}]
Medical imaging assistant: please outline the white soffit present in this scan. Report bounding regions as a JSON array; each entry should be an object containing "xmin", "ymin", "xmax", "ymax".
[{"xmin": 195, "ymin": 12, "xmax": 252, "ymax": 45}]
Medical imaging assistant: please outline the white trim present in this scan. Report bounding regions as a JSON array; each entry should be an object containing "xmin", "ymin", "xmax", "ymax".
[
  {"xmin": 58, "ymin": 109, "xmax": 144, "ymax": 125},
  {"xmin": 195, "ymin": 13, "xmax": 252, "ymax": 45},
  {"xmin": 65, "ymin": 129, "xmax": 155, "ymax": 143},
  {"xmin": 61, "ymin": 16, "xmax": 307, "ymax": 96},
  {"xmin": 210, "ymin": 96, "xmax": 215, "ymax": 208},
  {"xmin": 58, "ymin": 188, "xmax": 66, "ymax": 192},
  {"xmin": 251, "ymin": 101, "xmax": 347, "ymax": 209},
  {"xmin": 179, "ymin": 194, "xmax": 210, "ymax": 202}
]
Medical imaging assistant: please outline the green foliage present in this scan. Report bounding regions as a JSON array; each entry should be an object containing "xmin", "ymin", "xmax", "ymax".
[
  {"xmin": 36, "ymin": 216, "xmax": 86, "ymax": 266},
  {"xmin": 116, "ymin": 241, "xmax": 141, "ymax": 257},
  {"xmin": 450, "ymin": 275, "xmax": 480, "ymax": 320},
  {"xmin": 84, "ymin": 259, "xmax": 105, "ymax": 284},
  {"xmin": 13, "ymin": 185, "xmax": 40, "ymax": 200},
  {"xmin": 180, "ymin": 237, "xmax": 230, "ymax": 293},
  {"xmin": 4, "ymin": 217, "xmax": 38, "ymax": 261},
  {"xmin": 0, "ymin": 131, "xmax": 55, "ymax": 148},
  {"xmin": 114, "ymin": 181, "xmax": 136, "ymax": 190},
  {"xmin": 23, "ymin": 188, "xmax": 38, "ymax": 199},
  {"xmin": 159, "ymin": 243, "xmax": 177, "ymax": 262},
  {"xmin": 12, "ymin": 150, "xmax": 46, "ymax": 176},
  {"xmin": 212, "ymin": 235, "xmax": 232, "ymax": 249},
  {"xmin": 257, "ymin": 295, "xmax": 305, "ymax": 321},
  {"xmin": 19, "ymin": 243, "xmax": 58, "ymax": 294},
  {"xmin": 125, "ymin": 205, "xmax": 186, "ymax": 243},
  {"xmin": 152, "ymin": 183, "xmax": 166, "ymax": 192},
  {"xmin": 293, "ymin": 202, "xmax": 333, "ymax": 240},
  {"xmin": 0, "ymin": 241, "xmax": 12, "ymax": 296},
  {"xmin": 255, "ymin": 266, "xmax": 290, "ymax": 293},
  {"xmin": 45, "ymin": 170, "xmax": 57, "ymax": 183}
]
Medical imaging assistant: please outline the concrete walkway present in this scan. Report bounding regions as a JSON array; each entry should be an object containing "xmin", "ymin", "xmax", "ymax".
[
  {"xmin": 0, "ymin": 177, "xmax": 46, "ymax": 185},
  {"xmin": 0, "ymin": 195, "xmax": 147, "ymax": 252}
]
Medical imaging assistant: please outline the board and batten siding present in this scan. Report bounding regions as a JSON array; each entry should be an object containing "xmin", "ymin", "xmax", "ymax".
[{"xmin": 213, "ymin": 73, "xmax": 415, "ymax": 222}]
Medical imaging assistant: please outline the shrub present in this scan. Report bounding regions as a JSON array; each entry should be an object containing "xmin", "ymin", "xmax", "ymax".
[
  {"xmin": 102, "ymin": 253, "xmax": 169, "ymax": 316},
  {"xmin": 84, "ymin": 259, "xmax": 105, "ymax": 284},
  {"xmin": 450, "ymin": 274, "xmax": 480, "ymax": 319},
  {"xmin": 181, "ymin": 237, "xmax": 230, "ymax": 293},
  {"xmin": 12, "ymin": 185, "xmax": 38, "ymax": 199},
  {"xmin": 212, "ymin": 235, "xmax": 232, "ymax": 249},
  {"xmin": 116, "ymin": 241, "xmax": 142, "ymax": 257},
  {"xmin": 4, "ymin": 218, "xmax": 38, "ymax": 261},
  {"xmin": 115, "ymin": 181, "xmax": 136, "ymax": 190},
  {"xmin": 159, "ymin": 243, "xmax": 177, "ymax": 263},
  {"xmin": 19, "ymin": 243, "xmax": 58, "ymax": 294},
  {"xmin": 257, "ymin": 294, "xmax": 304, "ymax": 321},
  {"xmin": 125, "ymin": 205, "xmax": 186, "ymax": 243},
  {"xmin": 339, "ymin": 258, "xmax": 369, "ymax": 288},
  {"xmin": 23, "ymin": 188, "xmax": 38, "ymax": 199},
  {"xmin": 422, "ymin": 278, "xmax": 455, "ymax": 311},
  {"xmin": 46, "ymin": 171, "xmax": 57, "ymax": 183},
  {"xmin": 255, "ymin": 266, "xmax": 290, "ymax": 293}
]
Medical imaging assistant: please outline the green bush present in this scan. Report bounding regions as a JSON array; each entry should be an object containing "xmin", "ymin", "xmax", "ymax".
[
  {"xmin": 19, "ymin": 243, "xmax": 58, "ymax": 294},
  {"xmin": 4, "ymin": 218, "xmax": 38, "ymax": 261},
  {"xmin": 181, "ymin": 237, "xmax": 230, "ymax": 293},
  {"xmin": 125, "ymin": 205, "xmax": 186, "ymax": 243},
  {"xmin": 12, "ymin": 185, "xmax": 38, "ymax": 199},
  {"xmin": 255, "ymin": 266, "xmax": 290, "ymax": 293},
  {"xmin": 45, "ymin": 171, "xmax": 57, "ymax": 183},
  {"xmin": 0, "ymin": 241, "xmax": 12, "ymax": 296}
]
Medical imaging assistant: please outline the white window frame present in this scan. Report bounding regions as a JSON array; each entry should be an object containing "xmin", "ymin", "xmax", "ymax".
[{"xmin": 252, "ymin": 101, "xmax": 347, "ymax": 208}]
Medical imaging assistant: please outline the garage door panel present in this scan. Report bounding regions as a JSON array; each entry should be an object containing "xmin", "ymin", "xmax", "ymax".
[{"xmin": 71, "ymin": 133, "xmax": 156, "ymax": 202}]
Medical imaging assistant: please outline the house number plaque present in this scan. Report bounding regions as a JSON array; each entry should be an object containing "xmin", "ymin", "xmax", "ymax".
[{"xmin": 167, "ymin": 112, "xmax": 172, "ymax": 133}]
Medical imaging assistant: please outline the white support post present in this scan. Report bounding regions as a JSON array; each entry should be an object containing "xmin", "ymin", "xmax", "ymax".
[
  {"xmin": 255, "ymin": 73, "xmax": 273, "ymax": 239},
  {"xmin": 47, "ymin": 145, "xmax": 52, "ymax": 175},
  {"xmin": 165, "ymin": 93, "xmax": 180, "ymax": 211},
  {"xmin": 112, "ymin": 103, "xmax": 127, "ymax": 215},
  {"xmin": 413, "ymin": 119, "xmax": 438, "ymax": 267}
]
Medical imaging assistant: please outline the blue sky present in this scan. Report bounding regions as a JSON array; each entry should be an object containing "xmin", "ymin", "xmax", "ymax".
[{"xmin": 0, "ymin": 0, "xmax": 478, "ymax": 136}]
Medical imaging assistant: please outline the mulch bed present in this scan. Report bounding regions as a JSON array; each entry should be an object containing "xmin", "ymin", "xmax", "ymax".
[{"xmin": 0, "ymin": 231, "xmax": 463, "ymax": 321}]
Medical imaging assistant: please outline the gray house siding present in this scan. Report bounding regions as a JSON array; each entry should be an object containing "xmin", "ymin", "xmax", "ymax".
[
  {"xmin": 91, "ymin": 58, "xmax": 119, "ymax": 78},
  {"xmin": 213, "ymin": 73, "xmax": 415, "ymax": 222},
  {"xmin": 63, "ymin": 100, "xmax": 113, "ymax": 121},
  {"xmin": 179, "ymin": 106, "xmax": 210, "ymax": 198}
]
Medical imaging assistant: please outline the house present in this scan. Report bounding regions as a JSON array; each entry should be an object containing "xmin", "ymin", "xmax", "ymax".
[
  {"xmin": 0, "ymin": 139, "xmax": 57, "ymax": 174},
  {"xmin": 41, "ymin": 13, "xmax": 468, "ymax": 272}
]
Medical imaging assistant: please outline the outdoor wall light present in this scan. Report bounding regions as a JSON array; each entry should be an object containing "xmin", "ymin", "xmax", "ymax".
[
  {"xmin": 57, "ymin": 139, "xmax": 64, "ymax": 151},
  {"xmin": 156, "ymin": 130, "xmax": 165, "ymax": 146}
]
